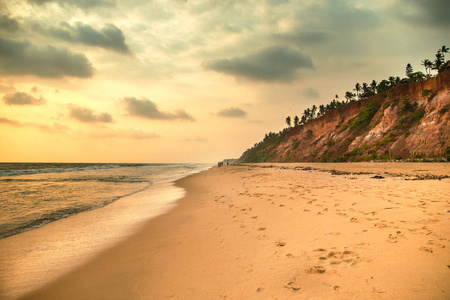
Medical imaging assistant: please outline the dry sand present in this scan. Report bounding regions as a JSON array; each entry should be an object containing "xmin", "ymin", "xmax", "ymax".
[{"xmin": 22, "ymin": 163, "xmax": 449, "ymax": 299}]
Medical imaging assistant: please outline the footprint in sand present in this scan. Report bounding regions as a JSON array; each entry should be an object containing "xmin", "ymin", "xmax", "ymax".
[
  {"xmin": 326, "ymin": 232, "xmax": 341, "ymax": 236},
  {"xmin": 285, "ymin": 274, "xmax": 301, "ymax": 291},
  {"xmin": 327, "ymin": 250, "xmax": 359, "ymax": 266},
  {"xmin": 374, "ymin": 222, "xmax": 387, "ymax": 228},
  {"xmin": 387, "ymin": 234, "xmax": 398, "ymax": 243},
  {"xmin": 305, "ymin": 266, "xmax": 326, "ymax": 274},
  {"xmin": 419, "ymin": 246, "xmax": 433, "ymax": 253},
  {"xmin": 427, "ymin": 240, "xmax": 446, "ymax": 248}
]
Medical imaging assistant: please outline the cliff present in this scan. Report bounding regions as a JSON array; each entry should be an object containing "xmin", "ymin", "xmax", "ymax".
[{"xmin": 239, "ymin": 71, "xmax": 450, "ymax": 162}]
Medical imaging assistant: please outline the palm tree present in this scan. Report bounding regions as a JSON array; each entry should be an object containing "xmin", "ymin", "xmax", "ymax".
[
  {"xmin": 421, "ymin": 59, "xmax": 432, "ymax": 76},
  {"xmin": 362, "ymin": 82, "xmax": 370, "ymax": 98},
  {"xmin": 330, "ymin": 99, "xmax": 337, "ymax": 110},
  {"xmin": 285, "ymin": 116, "xmax": 291, "ymax": 127},
  {"xmin": 345, "ymin": 91, "xmax": 355, "ymax": 103},
  {"xmin": 388, "ymin": 76, "xmax": 396, "ymax": 87},
  {"xmin": 434, "ymin": 51, "xmax": 444, "ymax": 71},
  {"xmin": 377, "ymin": 79, "xmax": 390, "ymax": 93},
  {"xmin": 370, "ymin": 80, "xmax": 378, "ymax": 94},
  {"xmin": 300, "ymin": 115, "xmax": 307, "ymax": 125},
  {"xmin": 319, "ymin": 104, "xmax": 325, "ymax": 116},
  {"xmin": 354, "ymin": 83, "xmax": 361, "ymax": 100},
  {"xmin": 440, "ymin": 45, "xmax": 449, "ymax": 60},
  {"xmin": 293, "ymin": 115, "xmax": 299, "ymax": 127},
  {"xmin": 311, "ymin": 105, "xmax": 317, "ymax": 120}
]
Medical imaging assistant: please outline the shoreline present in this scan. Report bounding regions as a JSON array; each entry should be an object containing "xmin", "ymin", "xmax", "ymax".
[
  {"xmin": 16, "ymin": 163, "xmax": 450, "ymax": 299},
  {"xmin": 0, "ymin": 181, "xmax": 154, "ymax": 240},
  {"xmin": 0, "ymin": 179, "xmax": 187, "ymax": 299}
]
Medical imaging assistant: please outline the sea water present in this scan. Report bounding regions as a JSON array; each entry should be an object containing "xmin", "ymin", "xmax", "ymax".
[
  {"xmin": 0, "ymin": 163, "xmax": 210, "ymax": 239},
  {"xmin": 0, "ymin": 163, "xmax": 211, "ymax": 298}
]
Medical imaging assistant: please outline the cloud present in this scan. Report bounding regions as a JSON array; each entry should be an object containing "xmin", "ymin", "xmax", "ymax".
[
  {"xmin": 271, "ymin": 30, "xmax": 334, "ymax": 47},
  {"xmin": 0, "ymin": 38, "xmax": 94, "ymax": 78},
  {"xmin": 0, "ymin": 117, "xmax": 68, "ymax": 132},
  {"xmin": 35, "ymin": 122, "xmax": 69, "ymax": 132},
  {"xmin": 0, "ymin": 83, "xmax": 16, "ymax": 93},
  {"xmin": 2, "ymin": 92, "xmax": 45, "ymax": 105},
  {"xmin": 27, "ymin": 0, "xmax": 115, "ymax": 10},
  {"xmin": 298, "ymin": 0, "xmax": 379, "ymax": 31},
  {"xmin": 0, "ymin": 15, "xmax": 19, "ymax": 32},
  {"xmin": 68, "ymin": 104, "xmax": 113, "ymax": 123},
  {"xmin": 91, "ymin": 128, "xmax": 160, "ymax": 140},
  {"xmin": 217, "ymin": 107, "xmax": 247, "ymax": 118},
  {"xmin": 0, "ymin": 117, "xmax": 21, "ymax": 125},
  {"xmin": 122, "ymin": 97, "xmax": 195, "ymax": 121},
  {"xmin": 45, "ymin": 22, "xmax": 131, "ymax": 54},
  {"xmin": 303, "ymin": 88, "xmax": 320, "ymax": 99},
  {"xmin": 204, "ymin": 46, "xmax": 313, "ymax": 82},
  {"xmin": 395, "ymin": 0, "xmax": 450, "ymax": 28}
]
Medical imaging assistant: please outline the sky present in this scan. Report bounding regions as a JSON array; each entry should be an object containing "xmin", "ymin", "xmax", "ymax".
[{"xmin": 0, "ymin": 0, "xmax": 449, "ymax": 163}]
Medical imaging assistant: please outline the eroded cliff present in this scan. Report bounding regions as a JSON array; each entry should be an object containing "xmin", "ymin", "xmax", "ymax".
[{"xmin": 240, "ymin": 71, "xmax": 450, "ymax": 162}]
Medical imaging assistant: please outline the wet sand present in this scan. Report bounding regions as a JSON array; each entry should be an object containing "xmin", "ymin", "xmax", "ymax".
[
  {"xmin": 0, "ymin": 181, "xmax": 185, "ymax": 299},
  {"xmin": 20, "ymin": 163, "xmax": 450, "ymax": 299}
]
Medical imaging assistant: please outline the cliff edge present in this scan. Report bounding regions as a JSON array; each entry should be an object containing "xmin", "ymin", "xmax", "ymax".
[{"xmin": 239, "ymin": 70, "xmax": 450, "ymax": 162}]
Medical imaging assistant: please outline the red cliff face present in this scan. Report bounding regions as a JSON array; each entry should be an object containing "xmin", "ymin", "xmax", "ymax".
[{"xmin": 242, "ymin": 71, "xmax": 450, "ymax": 162}]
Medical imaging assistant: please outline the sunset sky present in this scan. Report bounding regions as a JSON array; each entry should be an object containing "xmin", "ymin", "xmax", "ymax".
[{"xmin": 1, "ymin": 0, "xmax": 449, "ymax": 163}]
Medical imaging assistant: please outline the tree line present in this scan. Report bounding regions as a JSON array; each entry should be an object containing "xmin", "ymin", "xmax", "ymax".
[
  {"xmin": 240, "ymin": 45, "xmax": 448, "ymax": 162},
  {"xmin": 285, "ymin": 45, "xmax": 449, "ymax": 128}
]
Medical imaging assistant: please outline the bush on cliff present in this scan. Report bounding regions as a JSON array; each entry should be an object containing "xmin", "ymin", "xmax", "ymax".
[{"xmin": 349, "ymin": 100, "xmax": 380, "ymax": 130}]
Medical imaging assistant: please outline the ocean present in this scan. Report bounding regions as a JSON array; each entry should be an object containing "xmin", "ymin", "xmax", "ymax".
[
  {"xmin": 0, "ymin": 162, "xmax": 212, "ymax": 298},
  {"xmin": 0, "ymin": 163, "xmax": 211, "ymax": 239}
]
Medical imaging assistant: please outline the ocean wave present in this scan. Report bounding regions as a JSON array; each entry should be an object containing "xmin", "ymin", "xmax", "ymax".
[
  {"xmin": 0, "ymin": 182, "xmax": 153, "ymax": 239},
  {"xmin": 0, "ymin": 163, "xmax": 212, "ymax": 239},
  {"xmin": 0, "ymin": 164, "xmax": 123, "ymax": 177},
  {"xmin": 0, "ymin": 177, "xmax": 146, "ymax": 183}
]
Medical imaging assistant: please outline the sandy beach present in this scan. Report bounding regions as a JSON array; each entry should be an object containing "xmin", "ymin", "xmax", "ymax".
[{"xmin": 20, "ymin": 163, "xmax": 450, "ymax": 299}]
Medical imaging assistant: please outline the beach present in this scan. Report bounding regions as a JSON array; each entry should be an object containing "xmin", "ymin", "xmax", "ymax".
[{"xmin": 16, "ymin": 163, "xmax": 450, "ymax": 299}]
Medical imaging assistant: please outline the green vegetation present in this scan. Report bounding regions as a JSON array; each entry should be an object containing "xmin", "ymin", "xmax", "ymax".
[
  {"xmin": 338, "ymin": 138, "xmax": 353, "ymax": 154},
  {"xmin": 379, "ymin": 137, "xmax": 392, "ymax": 146},
  {"xmin": 439, "ymin": 105, "xmax": 449, "ymax": 113},
  {"xmin": 285, "ymin": 116, "xmax": 291, "ymax": 127},
  {"xmin": 422, "ymin": 89, "xmax": 434, "ymax": 98},
  {"xmin": 349, "ymin": 100, "xmax": 380, "ymax": 130},
  {"xmin": 332, "ymin": 156, "xmax": 346, "ymax": 162},
  {"xmin": 321, "ymin": 150, "xmax": 335, "ymax": 162},
  {"xmin": 283, "ymin": 45, "xmax": 447, "ymax": 131},
  {"xmin": 239, "ymin": 130, "xmax": 288, "ymax": 162},
  {"xmin": 326, "ymin": 139, "xmax": 335, "ymax": 147},
  {"xmin": 399, "ymin": 117, "xmax": 407, "ymax": 126},
  {"xmin": 397, "ymin": 107, "xmax": 425, "ymax": 129},
  {"xmin": 401, "ymin": 96, "xmax": 416, "ymax": 112},
  {"xmin": 239, "ymin": 46, "xmax": 448, "ymax": 163}
]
